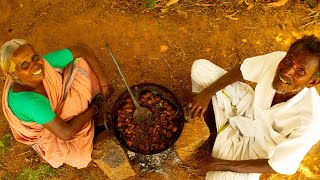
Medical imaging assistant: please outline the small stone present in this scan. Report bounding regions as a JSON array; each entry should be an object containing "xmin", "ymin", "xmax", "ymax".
[
  {"xmin": 275, "ymin": 34, "xmax": 283, "ymax": 42},
  {"xmin": 92, "ymin": 131, "xmax": 136, "ymax": 180},
  {"xmin": 174, "ymin": 117, "xmax": 210, "ymax": 161},
  {"xmin": 241, "ymin": 39, "xmax": 247, "ymax": 43},
  {"xmin": 160, "ymin": 45, "xmax": 169, "ymax": 52}
]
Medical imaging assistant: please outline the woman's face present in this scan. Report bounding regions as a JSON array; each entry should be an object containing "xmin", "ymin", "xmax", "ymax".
[{"xmin": 11, "ymin": 44, "xmax": 44, "ymax": 88}]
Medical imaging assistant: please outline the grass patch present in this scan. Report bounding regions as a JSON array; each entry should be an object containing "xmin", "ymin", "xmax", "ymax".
[
  {"xmin": 0, "ymin": 134, "xmax": 12, "ymax": 155},
  {"xmin": 78, "ymin": 172, "xmax": 94, "ymax": 180},
  {"xmin": 157, "ymin": 20, "xmax": 163, "ymax": 28},
  {"xmin": 143, "ymin": 0, "xmax": 157, "ymax": 8},
  {"xmin": 17, "ymin": 165, "xmax": 56, "ymax": 180}
]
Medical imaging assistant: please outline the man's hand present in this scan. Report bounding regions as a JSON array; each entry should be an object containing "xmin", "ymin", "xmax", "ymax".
[
  {"xmin": 190, "ymin": 91, "xmax": 212, "ymax": 118},
  {"xmin": 190, "ymin": 64, "xmax": 243, "ymax": 119}
]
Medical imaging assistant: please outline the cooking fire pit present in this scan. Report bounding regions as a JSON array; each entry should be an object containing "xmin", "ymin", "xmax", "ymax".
[{"xmin": 110, "ymin": 83, "xmax": 185, "ymax": 155}]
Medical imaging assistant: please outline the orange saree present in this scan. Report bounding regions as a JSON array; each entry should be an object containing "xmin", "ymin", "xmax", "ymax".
[{"xmin": 2, "ymin": 58, "xmax": 100, "ymax": 168}]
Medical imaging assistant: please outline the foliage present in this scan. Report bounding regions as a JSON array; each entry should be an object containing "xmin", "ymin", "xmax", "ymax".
[
  {"xmin": 0, "ymin": 134, "xmax": 12, "ymax": 155},
  {"xmin": 143, "ymin": 0, "xmax": 157, "ymax": 8},
  {"xmin": 78, "ymin": 172, "xmax": 94, "ymax": 180},
  {"xmin": 17, "ymin": 165, "xmax": 56, "ymax": 180},
  {"xmin": 305, "ymin": 0, "xmax": 318, "ymax": 8}
]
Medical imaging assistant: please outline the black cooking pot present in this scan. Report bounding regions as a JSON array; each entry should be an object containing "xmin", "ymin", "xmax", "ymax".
[{"xmin": 110, "ymin": 83, "xmax": 185, "ymax": 155}]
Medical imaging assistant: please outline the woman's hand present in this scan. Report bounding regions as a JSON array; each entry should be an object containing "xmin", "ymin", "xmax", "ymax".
[
  {"xmin": 190, "ymin": 90, "xmax": 212, "ymax": 118},
  {"xmin": 100, "ymin": 83, "xmax": 114, "ymax": 101}
]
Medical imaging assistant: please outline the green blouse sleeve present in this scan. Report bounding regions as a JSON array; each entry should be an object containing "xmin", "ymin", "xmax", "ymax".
[
  {"xmin": 42, "ymin": 48, "xmax": 73, "ymax": 68},
  {"xmin": 8, "ymin": 88, "xmax": 56, "ymax": 125}
]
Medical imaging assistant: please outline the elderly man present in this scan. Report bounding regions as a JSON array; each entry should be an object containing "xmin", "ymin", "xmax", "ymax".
[{"xmin": 190, "ymin": 35, "xmax": 320, "ymax": 179}]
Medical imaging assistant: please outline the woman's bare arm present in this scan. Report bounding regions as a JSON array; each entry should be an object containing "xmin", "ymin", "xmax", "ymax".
[
  {"xmin": 68, "ymin": 44, "xmax": 114, "ymax": 100},
  {"xmin": 42, "ymin": 104, "xmax": 97, "ymax": 140}
]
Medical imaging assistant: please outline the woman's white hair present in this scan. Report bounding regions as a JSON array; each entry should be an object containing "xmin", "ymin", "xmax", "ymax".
[{"xmin": 0, "ymin": 39, "xmax": 29, "ymax": 78}]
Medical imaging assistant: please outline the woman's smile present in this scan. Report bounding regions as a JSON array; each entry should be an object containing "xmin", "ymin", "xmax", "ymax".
[{"xmin": 32, "ymin": 68, "xmax": 43, "ymax": 76}]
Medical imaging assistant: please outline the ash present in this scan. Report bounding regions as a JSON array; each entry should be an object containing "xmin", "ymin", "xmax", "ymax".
[{"xmin": 127, "ymin": 147, "xmax": 180, "ymax": 173}]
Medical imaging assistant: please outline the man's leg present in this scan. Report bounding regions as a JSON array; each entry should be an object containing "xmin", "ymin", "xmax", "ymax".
[
  {"xmin": 191, "ymin": 59, "xmax": 226, "ymax": 152},
  {"xmin": 203, "ymin": 100, "xmax": 217, "ymax": 152},
  {"xmin": 191, "ymin": 59, "xmax": 227, "ymax": 133},
  {"xmin": 191, "ymin": 59, "xmax": 227, "ymax": 93}
]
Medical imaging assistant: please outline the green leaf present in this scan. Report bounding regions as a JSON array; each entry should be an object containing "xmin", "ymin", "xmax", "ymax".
[
  {"xmin": 17, "ymin": 165, "xmax": 56, "ymax": 180},
  {"xmin": 143, "ymin": 0, "xmax": 157, "ymax": 8},
  {"xmin": 305, "ymin": 0, "xmax": 317, "ymax": 8}
]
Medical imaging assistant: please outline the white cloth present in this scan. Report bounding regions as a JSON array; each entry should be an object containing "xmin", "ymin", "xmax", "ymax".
[{"xmin": 191, "ymin": 52, "xmax": 320, "ymax": 180}]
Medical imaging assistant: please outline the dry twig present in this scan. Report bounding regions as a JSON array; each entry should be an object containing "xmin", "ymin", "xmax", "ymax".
[
  {"xmin": 193, "ymin": 3, "xmax": 215, "ymax": 7},
  {"xmin": 300, "ymin": 9, "xmax": 320, "ymax": 28},
  {"xmin": 225, "ymin": 11, "xmax": 239, "ymax": 20}
]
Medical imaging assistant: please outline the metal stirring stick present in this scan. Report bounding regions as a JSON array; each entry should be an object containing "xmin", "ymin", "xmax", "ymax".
[{"xmin": 105, "ymin": 43, "xmax": 153, "ymax": 123}]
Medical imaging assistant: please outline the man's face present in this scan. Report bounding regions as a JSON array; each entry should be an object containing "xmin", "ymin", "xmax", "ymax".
[
  {"xmin": 11, "ymin": 44, "xmax": 44, "ymax": 88},
  {"xmin": 272, "ymin": 45, "xmax": 319, "ymax": 94}
]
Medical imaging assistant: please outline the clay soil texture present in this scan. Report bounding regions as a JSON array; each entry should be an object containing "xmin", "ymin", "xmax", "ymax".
[{"xmin": 1, "ymin": 0, "xmax": 320, "ymax": 179}]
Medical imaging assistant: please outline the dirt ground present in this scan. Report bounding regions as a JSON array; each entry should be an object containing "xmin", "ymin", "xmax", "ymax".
[{"xmin": 1, "ymin": 0, "xmax": 320, "ymax": 179}]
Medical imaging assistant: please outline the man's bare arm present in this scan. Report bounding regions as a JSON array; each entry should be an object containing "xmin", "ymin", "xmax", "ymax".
[
  {"xmin": 190, "ymin": 64, "xmax": 244, "ymax": 118},
  {"xmin": 200, "ymin": 157, "xmax": 276, "ymax": 174}
]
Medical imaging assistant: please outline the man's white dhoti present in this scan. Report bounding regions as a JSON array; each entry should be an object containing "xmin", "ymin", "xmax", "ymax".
[{"xmin": 191, "ymin": 53, "xmax": 320, "ymax": 180}]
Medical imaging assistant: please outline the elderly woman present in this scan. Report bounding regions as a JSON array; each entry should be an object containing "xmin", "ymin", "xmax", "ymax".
[{"xmin": 0, "ymin": 39, "xmax": 114, "ymax": 168}]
